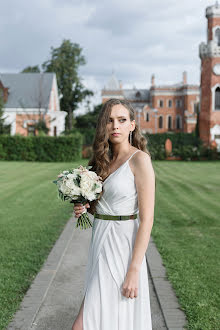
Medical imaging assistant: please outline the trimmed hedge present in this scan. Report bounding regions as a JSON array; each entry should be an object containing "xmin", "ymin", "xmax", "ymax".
[
  {"xmin": 145, "ymin": 132, "xmax": 202, "ymax": 148},
  {"xmin": 0, "ymin": 133, "xmax": 83, "ymax": 162},
  {"xmin": 144, "ymin": 132, "xmax": 220, "ymax": 160},
  {"xmin": 74, "ymin": 128, "xmax": 96, "ymax": 145},
  {"xmin": 0, "ymin": 132, "xmax": 219, "ymax": 161}
]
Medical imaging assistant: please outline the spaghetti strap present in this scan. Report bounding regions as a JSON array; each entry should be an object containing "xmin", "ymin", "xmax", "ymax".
[{"xmin": 127, "ymin": 149, "xmax": 141, "ymax": 162}]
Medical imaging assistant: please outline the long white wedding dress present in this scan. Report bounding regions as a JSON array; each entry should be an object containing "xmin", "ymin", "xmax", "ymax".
[{"xmin": 82, "ymin": 149, "xmax": 152, "ymax": 330}]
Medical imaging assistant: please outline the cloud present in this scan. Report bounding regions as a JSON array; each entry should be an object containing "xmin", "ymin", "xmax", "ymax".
[{"xmin": 0, "ymin": 0, "xmax": 213, "ymax": 113}]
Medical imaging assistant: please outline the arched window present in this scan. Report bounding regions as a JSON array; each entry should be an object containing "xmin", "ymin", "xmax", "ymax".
[
  {"xmin": 215, "ymin": 28, "xmax": 220, "ymax": 46},
  {"xmin": 146, "ymin": 112, "xmax": 149, "ymax": 122},
  {"xmin": 168, "ymin": 115, "xmax": 172, "ymax": 129},
  {"xmin": 159, "ymin": 115, "xmax": 163, "ymax": 128},
  {"xmin": 136, "ymin": 91, "xmax": 141, "ymax": 98},
  {"xmin": 215, "ymin": 87, "xmax": 220, "ymax": 110},
  {"xmin": 159, "ymin": 99, "xmax": 163, "ymax": 108},
  {"xmin": 176, "ymin": 116, "xmax": 181, "ymax": 129}
]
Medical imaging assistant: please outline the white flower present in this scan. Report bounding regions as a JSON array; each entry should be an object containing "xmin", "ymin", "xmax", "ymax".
[
  {"xmin": 55, "ymin": 166, "xmax": 102, "ymax": 202},
  {"xmin": 80, "ymin": 174, "xmax": 101, "ymax": 201},
  {"xmin": 65, "ymin": 178, "xmax": 81, "ymax": 195},
  {"xmin": 59, "ymin": 183, "xmax": 72, "ymax": 195},
  {"xmin": 94, "ymin": 182, "xmax": 102, "ymax": 193}
]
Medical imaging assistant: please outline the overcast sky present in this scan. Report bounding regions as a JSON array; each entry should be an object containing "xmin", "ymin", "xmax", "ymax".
[{"xmin": 0, "ymin": 0, "xmax": 216, "ymax": 114}]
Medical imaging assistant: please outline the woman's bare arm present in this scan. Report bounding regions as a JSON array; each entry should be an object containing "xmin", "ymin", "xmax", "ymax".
[{"xmin": 128, "ymin": 151, "xmax": 155, "ymax": 272}]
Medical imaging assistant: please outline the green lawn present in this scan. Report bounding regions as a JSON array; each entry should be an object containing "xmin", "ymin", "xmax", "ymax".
[
  {"xmin": 152, "ymin": 161, "xmax": 220, "ymax": 330},
  {"xmin": 0, "ymin": 160, "xmax": 219, "ymax": 330},
  {"xmin": 0, "ymin": 160, "xmax": 89, "ymax": 330}
]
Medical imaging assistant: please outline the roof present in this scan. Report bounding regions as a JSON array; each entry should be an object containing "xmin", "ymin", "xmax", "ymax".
[
  {"xmin": 0, "ymin": 73, "xmax": 55, "ymax": 108},
  {"xmin": 152, "ymin": 83, "xmax": 199, "ymax": 90},
  {"xmin": 123, "ymin": 89, "xmax": 150, "ymax": 102},
  {"xmin": 105, "ymin": 73, "xmax": 120, "ymax": 90}
]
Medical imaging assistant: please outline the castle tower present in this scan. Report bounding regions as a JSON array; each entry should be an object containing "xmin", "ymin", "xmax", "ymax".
[{"xmin": 199, "ymin": 2, "xmax": 220, "ymax": 150}]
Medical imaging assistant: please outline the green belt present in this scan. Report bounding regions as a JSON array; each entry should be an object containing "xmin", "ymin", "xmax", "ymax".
[{"xmin": 94, "ymin": 213, "xmax": 138, "ymax": 221}]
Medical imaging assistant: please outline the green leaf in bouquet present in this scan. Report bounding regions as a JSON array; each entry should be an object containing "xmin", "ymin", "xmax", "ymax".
[
  {"xmin": 73, "ymin": 174, "xmax": 81, "ymax": 187},
  {"xmin": 92, "ymin": 182, "xmax": 99, "ymax": 191}
]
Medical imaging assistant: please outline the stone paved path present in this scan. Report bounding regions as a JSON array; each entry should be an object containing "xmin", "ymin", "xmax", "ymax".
[{"xmin": 7, "ymin": 214, "xmax": 187, "ymax": 330}]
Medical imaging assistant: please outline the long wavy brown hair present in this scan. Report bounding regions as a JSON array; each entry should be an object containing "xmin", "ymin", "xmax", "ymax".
[{"xmin": 87, "ymin": 98, "xmax": 151, "ymax": 214}]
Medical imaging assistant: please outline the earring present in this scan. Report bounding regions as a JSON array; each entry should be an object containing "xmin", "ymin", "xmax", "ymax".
[{"xmin": 129, "ymin": 131, "xmax": 132, "ymax": 145}]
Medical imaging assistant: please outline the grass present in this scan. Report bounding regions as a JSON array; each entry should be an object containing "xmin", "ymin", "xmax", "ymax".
[
  {"xmin": 151, "ymin": 160, "xmax": 220, "ymax": 329},
  {"xmin": 0, "ymin": 160, "xmax": 219, "ymax": 329},
  {"xmin": 0, "ymin": 159, "xmax": 88, "ymax": 330}
]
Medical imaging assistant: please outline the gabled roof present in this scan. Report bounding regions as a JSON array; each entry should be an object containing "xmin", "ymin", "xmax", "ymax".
[{"xmin": 0, "ymin": 73, "xmax": 55, "ymax": 108}]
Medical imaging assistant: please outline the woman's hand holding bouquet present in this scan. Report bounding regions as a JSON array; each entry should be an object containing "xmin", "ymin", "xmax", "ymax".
[
  {"xmin": 73, "ymin": 202, "xmax": 90, "ymax": 218},
  {"xmin": 53, "ymin": 165, "xmax": 103, "ymax": 229}
]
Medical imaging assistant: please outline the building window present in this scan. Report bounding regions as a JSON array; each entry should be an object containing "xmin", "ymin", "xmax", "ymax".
[
  {"xmin": 215, "ymin": 87, "xmax": 220, "ymax": 110},
  {"xmin": 27, "ymin": 125, "xmax": 36, "ymax": 136},
  {"xmin": 158, "ymin": 99, "xmax": 163, "ymax": 108},
  {"xmin": 176, "ymin": 99, "xmax": 182, "ymax": 108},
  {"xmin": 176, "ymin": 115, "xmax": 181, "ymax": 129},
  {"xmin": 193, "ymin": 102, "xmax": 199, "ymax": 113},
  {"xmin": 168, "ymin": 115, "xmax": 172, "ymax": 129},
  {"xmin": 168, "ymin": 99, "xmax": 172, "ymax": 108},
  {"xmin": 215, "ymin": 28, "xmax": 220, "ymax": 46},
  {"xmin": 146, "ymin": 112, "xmax": 149, "ymax": 122},
  {"xmin": 159, "ymin": 115, "xmax": 163, "ymax": 128}
]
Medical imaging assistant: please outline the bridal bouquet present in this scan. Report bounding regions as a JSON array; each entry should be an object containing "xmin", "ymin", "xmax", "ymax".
[{"xmin": 53, "ymin": 165, "xmax": 103, "ymax": 229}]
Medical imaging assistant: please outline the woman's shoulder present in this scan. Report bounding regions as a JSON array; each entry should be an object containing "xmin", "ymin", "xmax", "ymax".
[
  {"xmin": 132, "ymin": 148, "xmax": 151, "ymax": 161},
  {"xmin": 129, "ymin": 149, "xmax": 152, "ymax": 176}
]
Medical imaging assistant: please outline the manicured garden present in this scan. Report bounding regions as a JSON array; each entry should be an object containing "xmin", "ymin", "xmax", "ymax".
[
  {"xmin": 0, "ymin": 159, "xmax": 88, "ymax": 330},
  {"xmin": 0, "ymin": 160, "xmax": 219, "ymax": 329},
  {"xmin": 152, "ymin": 160, "xmax": 220, "ymax": 329}
]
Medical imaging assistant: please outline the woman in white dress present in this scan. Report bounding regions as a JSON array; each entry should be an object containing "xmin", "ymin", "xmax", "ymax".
[{"xmin": 72, "ymin": 98, "xmax": 155, "ymax": 330}]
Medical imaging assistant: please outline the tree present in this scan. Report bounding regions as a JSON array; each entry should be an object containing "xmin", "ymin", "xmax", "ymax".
[
  {"xmin": 21, "ymin": 65, "xmax": 41, "ymax": 73},
  {"xmin": 0, "ymin": 93, "xmax": 11, "ymax": 134},
  {"xmin": 75, "ymin": 103, "xmax": 102, "ymax": 129},
  {"xmin": 42, "ymin": 39, "xmax": 93, "ymax": 131}
]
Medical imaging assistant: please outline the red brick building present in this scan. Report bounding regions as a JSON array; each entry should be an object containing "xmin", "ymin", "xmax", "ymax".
[
  {"xmin": 199, "ymin": 2, "xmax": 220, "ymax": 150},
  {"xmin": 102, "ymin": 2, "xmax": 220, "ymax": 151},
  {"xmin": 102, "ymin": 71, "xmax": 200, "ymax": 136}
]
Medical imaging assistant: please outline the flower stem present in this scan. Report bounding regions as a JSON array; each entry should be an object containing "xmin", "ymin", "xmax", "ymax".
[{"xmin": 76, "ymin": 212, "xmax": 93, "ymax": 230}]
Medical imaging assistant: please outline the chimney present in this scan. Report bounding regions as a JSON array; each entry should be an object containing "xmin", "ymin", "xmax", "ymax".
[
  {"xmin": 119, "ymin": 80, "xmax": 123, "ymax": 89},
  {"xmin": 151, "ymin": 74, "xmax": 155, "ymax": 87},
  {"xmin": 183, "ymin": 71, "xmax": 187, "ymax": 85}
]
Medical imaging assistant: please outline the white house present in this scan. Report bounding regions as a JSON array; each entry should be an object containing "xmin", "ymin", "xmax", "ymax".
[{"xmin": 0, "ymin": 72, "xmax": 67, "ymax": 136}]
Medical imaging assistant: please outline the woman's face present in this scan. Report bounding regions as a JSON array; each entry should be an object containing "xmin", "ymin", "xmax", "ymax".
[{"xmin": 106, "ymin": 104, "xmax": 135, "ymax": 144}]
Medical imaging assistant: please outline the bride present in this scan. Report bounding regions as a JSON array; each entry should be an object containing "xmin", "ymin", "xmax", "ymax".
[{"xmin": 72, "ymin": 98, "xmax": 155, "ymax": 330}]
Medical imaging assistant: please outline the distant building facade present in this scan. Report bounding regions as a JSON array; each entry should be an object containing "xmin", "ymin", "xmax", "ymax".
[
  {"xmin": 0, "ymin": 73, "xmax": 66, "ymax": 136},
  {"xmin": 101, "ymin": 71, "xmax": 200, "ymax": 136},
  {"xmin": 102, "ymin": 2, "xmax": 220, "ymax": 151},
  {"xmin": 199, "ymin": 2, "xmax": 220, "ymax": 150}
]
